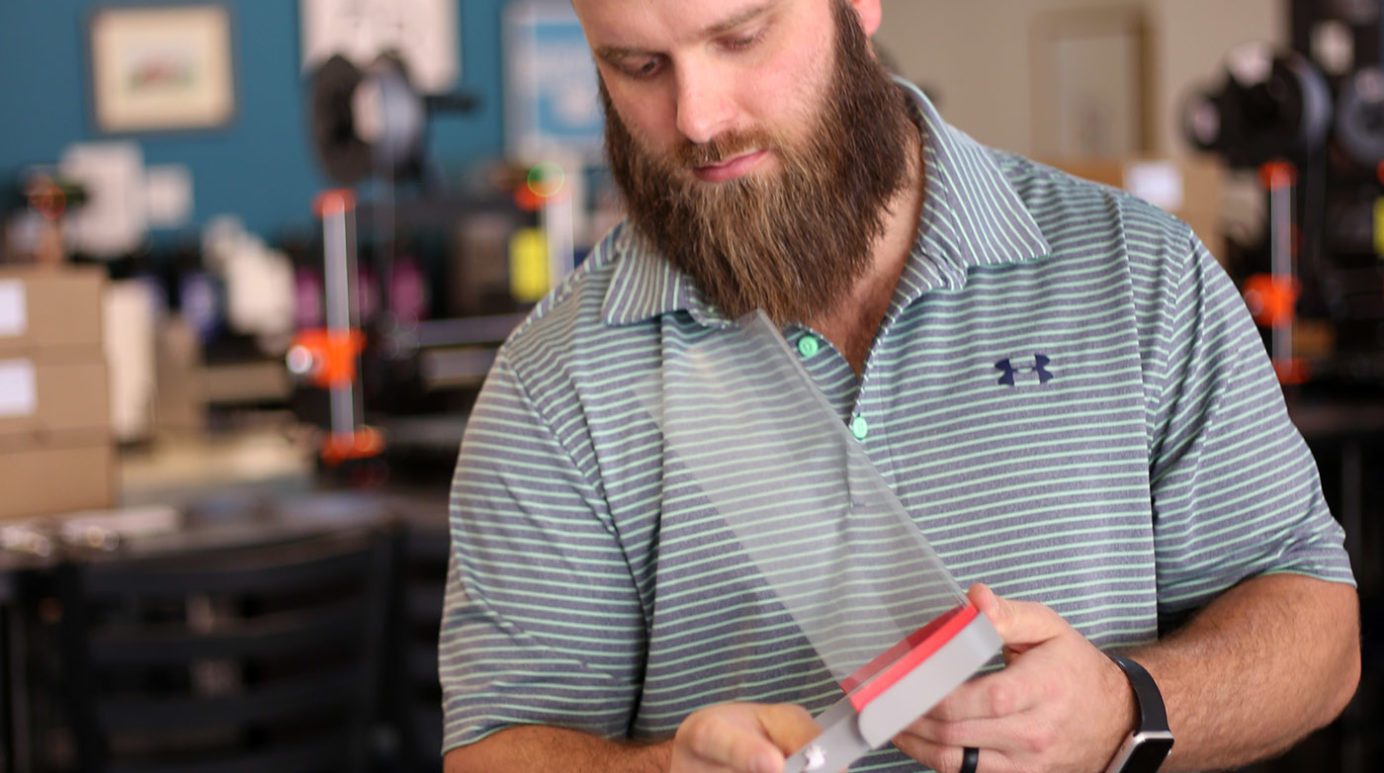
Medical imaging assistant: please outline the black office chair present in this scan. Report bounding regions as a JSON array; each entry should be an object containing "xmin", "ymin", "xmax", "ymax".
[
  {"xmin": 53, "ymin": 528, "xmax": 392, "ymax": 773},
  {"xmin": 389, "ymin": 521, "xmax": 449, "ymax": 773},
  {"xmin": 1357, "ymin": 589, "xmax": 1383, "ymax": 771}
]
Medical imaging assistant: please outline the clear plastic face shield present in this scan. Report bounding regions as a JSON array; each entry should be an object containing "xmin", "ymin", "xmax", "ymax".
[{"xmin": 639, "ymin": 312, "xmax": 1001, "ymax": 771}]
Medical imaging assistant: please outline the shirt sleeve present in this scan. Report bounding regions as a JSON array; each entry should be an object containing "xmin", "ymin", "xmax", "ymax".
[
  {"xmin": 1145, "ymin": 232, "xmax": 1356, "ymax": 622},
  {"xmin": 438, "ymin": 352, "xmax": 647, "ymax": 753}
]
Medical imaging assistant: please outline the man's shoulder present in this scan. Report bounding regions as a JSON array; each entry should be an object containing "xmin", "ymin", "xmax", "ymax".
[
  {"xmin": 499, "ymin": 222, "xmax": 649, "ymax": 377},
  {"xmin": 992, "ymin": 149, "xmax": 1194, "ymax": 223},
  {"xmin": 987, "ymin": 148, "xmax": 1199, "ymax": 256}
]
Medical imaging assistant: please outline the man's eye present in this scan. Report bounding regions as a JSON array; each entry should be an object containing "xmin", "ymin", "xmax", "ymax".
[
  {"xmin": 624, "ymin": 57, "xmax": 664, "ymax": 79},
  {"xmin": 721, "ymin": 31, "xmax": 764, "ymax": 52}
]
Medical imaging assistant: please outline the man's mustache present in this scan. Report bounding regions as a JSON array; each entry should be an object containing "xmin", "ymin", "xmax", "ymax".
[{"xmin": 676, "ymin": 132, "xmax": 776, "ymax": 168}]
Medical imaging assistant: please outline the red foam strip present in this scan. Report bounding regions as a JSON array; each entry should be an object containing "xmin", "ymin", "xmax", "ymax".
[{"xmin": 841, "ymin": 603, "xmax": 980, "ymax": 711}]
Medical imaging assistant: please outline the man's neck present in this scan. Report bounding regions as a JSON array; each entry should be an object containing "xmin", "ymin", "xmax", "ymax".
[{"xmin": 808, "ymin": 125, "xmax": 926, "ymax": 375}]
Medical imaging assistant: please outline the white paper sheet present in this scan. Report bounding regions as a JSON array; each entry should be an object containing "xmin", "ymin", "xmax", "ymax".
[
  {"xmin": 0, "ymin": 280, "xmax": 26, "ymax": 338},
  {"xmin": 0, "ymin": 359, "xmax": 37, "ymax": 418},
  {"xmin": 1127, "ymin": 161, "xmax": 1185, "ymax": 212}
]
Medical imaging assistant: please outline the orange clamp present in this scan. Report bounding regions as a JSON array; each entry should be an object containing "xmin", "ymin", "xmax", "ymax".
[
  {"xmin": 288, "ymin": 329, "xmax": 365, "ymax": 389},
  {"xmin": 1242, "ymin": 274, "xmax": 1299, "ymax": 329},
  {"xmin": 1259, "ymin": 161, "xmax": 1297, "ymax": 191},
  {"xmin": 314, "ymin": 188, "xmax": 356, "ymax": 218},
  {"xmin": 321, "ymin": 426, "xmax": 384, "ymax": 466}
]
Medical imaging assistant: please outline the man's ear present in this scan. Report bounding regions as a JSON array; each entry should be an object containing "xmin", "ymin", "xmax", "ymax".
[{"xmin": 844, "ymin": 0, "xmax": 883, "ymax": 38}]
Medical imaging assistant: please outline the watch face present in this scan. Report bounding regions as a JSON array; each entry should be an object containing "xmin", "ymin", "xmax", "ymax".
[{"xmin": 1123, "ymin": 737, "xmax": 1175, "ymax": 773}]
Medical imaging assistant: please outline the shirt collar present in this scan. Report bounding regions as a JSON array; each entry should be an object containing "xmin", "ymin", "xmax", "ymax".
[
  {"xmin": 896, "ymin": 79, "xmax": 1051, "ymax": 304},
  {"xmin": 600, "ymin": 78, "xmax": 1051, "ymax": 328},
  {"xmin": 599, "ymin": 223, "xmax": 730, "ymax": 328}
]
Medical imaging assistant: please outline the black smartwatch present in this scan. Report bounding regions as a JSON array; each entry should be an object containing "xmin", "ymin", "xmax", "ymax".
[{"xmin": 1104, "ymin": 655, "xmax": 1175, "ymax": 773}]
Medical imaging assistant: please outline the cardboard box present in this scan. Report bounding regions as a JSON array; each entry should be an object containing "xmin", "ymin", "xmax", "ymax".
[
  {"xmin": 0, "ymin": 266, "xmax": 105, "ymax": 356},
  {"xmin": 0, "ymin": 356, "xmax": 110, "ymax": 443},
  {"xmin": 0, "ymin": 266, "xmax": 116, "ymax": 520},
  {"xmin": 0, "ymin": 440, "xmax": 115, "ymax": 520},
  {"xmin": 1041, "ymin": 158, "xmax": 1226, "ymax": 260}
]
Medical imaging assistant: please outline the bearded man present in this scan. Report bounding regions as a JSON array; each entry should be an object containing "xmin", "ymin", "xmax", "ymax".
[{"xmin": 440, "ymin": 2, "xmax": 1359, "ymax": 772}]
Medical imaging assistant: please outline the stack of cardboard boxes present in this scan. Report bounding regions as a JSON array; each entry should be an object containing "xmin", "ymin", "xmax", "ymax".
[{"xmin": 0, "ymin": 267, "xmax": 114, "ymax": 520}]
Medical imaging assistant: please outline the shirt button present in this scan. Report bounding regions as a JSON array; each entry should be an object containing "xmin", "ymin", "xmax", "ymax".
[
  {"xmin": 850, "ymin": 415, "xmax": 869, "ymax": 440},
  {"xmin": 797, "ymin": 335, "xmax": 820, "ymax": 359}
]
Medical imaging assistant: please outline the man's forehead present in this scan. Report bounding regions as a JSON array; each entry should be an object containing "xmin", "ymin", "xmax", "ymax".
[{"xmin": 573, "ymin": 0, "xmax": 791, "ymax": 49}]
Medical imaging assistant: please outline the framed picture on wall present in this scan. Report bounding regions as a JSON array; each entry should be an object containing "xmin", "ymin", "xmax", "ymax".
[
  {"xmin": 88, "ymin": 5, "xmax": 235, "ymax": 133},
  {"xmin": 1030, "ymin": 8, "xmax": 1151, "ymax": 160},
  {"xmin": 504, "ymin": 1, "xmax": 605, "ymax": 162}
]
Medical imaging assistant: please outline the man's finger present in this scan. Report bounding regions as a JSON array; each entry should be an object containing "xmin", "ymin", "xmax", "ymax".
[
  {"xmin": 967, "ymin": 583, "xmax": 1069, "ymax": 648},
  {"xmin": 679, "ymin": 710, "xmax": 782, "ymax": 771},
  {"xmin": 893, "ymin": 732, "xmax": 1016, "ymax": 773},
  {"xmin": 923, "ymin": 669, "xmax": 1041, "ymax": 722},
  {"xmin": 756, "ymin": 703, "xmax": 820, "ymax": 756},
  {"xmin": 676, "ymin": 703, "xmax": 819, "ymax": 772},
  {"xmin": 899, "ymin": 714, "xmax": 1003, "ymax": 750}
]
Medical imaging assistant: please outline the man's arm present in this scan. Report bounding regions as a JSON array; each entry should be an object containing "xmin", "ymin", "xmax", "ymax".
[
  {"xmin": 1130, "ymin": 572, "xmax": 1359, "ymax": 771},
  {"xmin": 444, "ymin": 703, "xmax": 820, "ymax": 773},
  {"xmin": 445, "ymin": 727, "xmax": 672, "ymax": 773},
  {"xmin": 892, "ymin": 577, "xmax": 1359, "ymax": 772}
]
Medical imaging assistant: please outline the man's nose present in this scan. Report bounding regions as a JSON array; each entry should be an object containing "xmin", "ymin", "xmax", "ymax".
[{"xmin": 674, "ymin": 67, "xmax": 734, "ymax": 146}]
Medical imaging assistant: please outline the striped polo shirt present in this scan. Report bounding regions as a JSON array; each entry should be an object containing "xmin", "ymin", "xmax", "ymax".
[{"xmin": 439, "ymin": 81, "xmax": 1354, "ymax": 769}]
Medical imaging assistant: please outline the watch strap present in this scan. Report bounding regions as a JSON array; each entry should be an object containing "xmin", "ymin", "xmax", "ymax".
[{"xmin": 1109, "ymin": 654, "xmax": 1169, "ymax": 732}]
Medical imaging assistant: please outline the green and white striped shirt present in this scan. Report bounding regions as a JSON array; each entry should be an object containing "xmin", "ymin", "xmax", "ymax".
[{"xmin": 440, "ymin": 82, "xmax": 1354, "ymax": 770}]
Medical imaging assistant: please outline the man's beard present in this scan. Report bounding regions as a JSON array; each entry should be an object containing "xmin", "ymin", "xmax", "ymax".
[{"xmin": 602, "ymin": 0, "xmax": 919, "ymax": 325}]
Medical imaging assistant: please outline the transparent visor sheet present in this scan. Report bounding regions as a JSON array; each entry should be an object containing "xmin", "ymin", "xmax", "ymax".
[{"xmin": 638, "ymin": 312, "xmax": 967, "ymax": 692}]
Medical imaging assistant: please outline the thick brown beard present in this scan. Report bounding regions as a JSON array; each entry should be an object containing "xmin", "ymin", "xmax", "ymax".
[{"xmin": 601, "ymin": 0, "xmax": 919, "ymax": 325}]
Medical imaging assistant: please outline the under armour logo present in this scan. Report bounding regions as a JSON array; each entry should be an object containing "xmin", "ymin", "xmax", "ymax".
[{"xmin": 995, "ymin": 354, "xmax": 1053, "ymax": 387}]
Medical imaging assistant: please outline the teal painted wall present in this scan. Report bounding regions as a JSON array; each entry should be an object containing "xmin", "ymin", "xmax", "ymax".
[{"xmin": 0, "ymin": 0, "xmax": 507, "ymax": 241}]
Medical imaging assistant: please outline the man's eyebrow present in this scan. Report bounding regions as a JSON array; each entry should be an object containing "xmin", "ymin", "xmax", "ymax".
[
  {"xmin": 594, "ymin": 2, "xmax": 775, "ymax": 62},
  {"xmin": 595, "ymin": 44, "xmax": 648, "ymax": 63},
  {"xmin": 702, "ymin": 2, "xmax": 773, "ymax": 37}
]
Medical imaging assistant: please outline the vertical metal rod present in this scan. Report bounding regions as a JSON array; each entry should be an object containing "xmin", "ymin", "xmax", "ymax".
[
  {"xmin": 1269, "ymin": 175, "xmax": 1293, "ymax": 366},
  {"xmin": 322, "ymin": 198, "xmax": 359, "ymax": 439},
  {"xmin": 542, "ymin": 193, "xmax": 574, "ymax": 294}
]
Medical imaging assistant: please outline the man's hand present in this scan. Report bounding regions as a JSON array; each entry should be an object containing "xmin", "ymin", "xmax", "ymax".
[
  {"xmin": 892, "ymin": 584, "xmax": 1134, "ymax": 773},
  {"xmin": 672, "ymin": 702, "xmax": 822, "ymax": 773}
]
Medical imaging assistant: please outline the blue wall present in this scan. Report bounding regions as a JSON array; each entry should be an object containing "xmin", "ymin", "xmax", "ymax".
[{"xmin": 0, "ymin": 0, "xmax": 508, "ymax": 241}]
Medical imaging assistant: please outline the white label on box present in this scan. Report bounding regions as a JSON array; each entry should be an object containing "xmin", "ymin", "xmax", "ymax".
[
  {"xmin": 0, "ymin": 359, "xmax": 37, "ymax": 418},
  {"xmin": 1126, "ymin": 162, "xmax": 1185, "ymax": 212},
  {"xmin": 0, "ymin": 280, "xmax": 26, "ymax": 337}
]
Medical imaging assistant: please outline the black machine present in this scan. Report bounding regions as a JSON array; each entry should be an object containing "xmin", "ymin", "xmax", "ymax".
[
  {"xmin": 298, "ymin": 53, "xmax": 545, "ymax": 477},
  {"xmin": 1184, "ymin": 0, "xmax": 1384, "ymax": 387},
  {"xmin": 1188, "ymin": 9, "xmax": 1384, "ymax": 773}
]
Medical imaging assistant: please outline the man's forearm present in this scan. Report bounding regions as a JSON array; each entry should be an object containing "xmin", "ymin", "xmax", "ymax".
[
  {"xmin": 1130, "ymin": 573, "xmax": 1359, "ymax": 771},
  {"xmin": 445, "ymin": 726, "xmax": 672, "ymax": 773}
]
